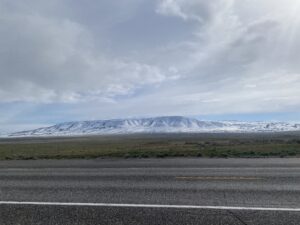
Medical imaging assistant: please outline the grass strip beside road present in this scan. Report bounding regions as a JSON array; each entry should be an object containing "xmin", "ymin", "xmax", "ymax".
[{"xmin": 0, "ymin": 134, "xmax": 300, "ymax": 160}]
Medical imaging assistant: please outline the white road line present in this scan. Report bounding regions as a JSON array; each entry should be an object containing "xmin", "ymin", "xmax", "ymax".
[{"xmin": 0, "ymin": 201, "xmax": 299, "ymax": 212}]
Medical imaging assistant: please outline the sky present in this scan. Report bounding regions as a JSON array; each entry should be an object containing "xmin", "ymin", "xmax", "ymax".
[{"xmin": 1, "ymin": 0, "xmax": 300, "ymax": 132}]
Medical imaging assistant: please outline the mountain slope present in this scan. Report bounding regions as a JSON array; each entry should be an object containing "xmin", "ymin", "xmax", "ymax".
[{"xmin": 9, "ymin": 116, "xmax": 300, "ymax": 137}]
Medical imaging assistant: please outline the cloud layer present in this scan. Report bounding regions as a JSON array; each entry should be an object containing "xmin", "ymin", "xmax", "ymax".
[
  {"xmin": 1, "ymin": 0, "xmax": 300, "ymax": 129},
  {"xmin": 0, "ymin": 1, "xmax": 178, "ymax": 103}
]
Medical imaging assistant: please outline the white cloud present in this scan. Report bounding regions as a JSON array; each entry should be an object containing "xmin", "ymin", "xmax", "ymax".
[
  {"xmin": 151, "ymin": 0, "xmax": 300, "ymax": 114},
  {"xmin": 0, "ymin": 2, "xmax": 176, "ymax": 103},
  {"xmin": 156, "ymin": 0, "xmax": 234, "ymax": 23},
  {"xmin": 1, "ymin": 0, "xmax": 300, "ymax": 129}
]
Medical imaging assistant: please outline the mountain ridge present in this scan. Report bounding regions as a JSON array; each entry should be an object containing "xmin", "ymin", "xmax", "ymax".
[{"xmin": 8, "ymin": 116, "xmax": 300, "ymax": 137}]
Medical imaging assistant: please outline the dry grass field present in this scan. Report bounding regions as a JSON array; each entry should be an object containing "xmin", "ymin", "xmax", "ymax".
[{"xmin": 0, "ymin": 133, "xmax": 300, "ymax": 160}]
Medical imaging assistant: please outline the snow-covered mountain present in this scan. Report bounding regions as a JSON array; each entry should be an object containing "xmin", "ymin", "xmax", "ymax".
[
  {"xmin": 8, "ymin": 116, "xmax": 300, "ymax": 137},
  {"xmin": 10, "ymin": 116, "xmax": 300, "ymax": 136}
]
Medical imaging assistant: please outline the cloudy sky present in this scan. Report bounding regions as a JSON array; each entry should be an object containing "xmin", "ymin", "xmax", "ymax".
[{"xmin": 1, "ymin": 0, "xmax": 300, "ymax": 132}]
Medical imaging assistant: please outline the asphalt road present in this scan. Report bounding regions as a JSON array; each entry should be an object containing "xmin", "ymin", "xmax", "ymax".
[{"xmin": 0, "ymin": 158, "xmax": 300, "ymax": 225}]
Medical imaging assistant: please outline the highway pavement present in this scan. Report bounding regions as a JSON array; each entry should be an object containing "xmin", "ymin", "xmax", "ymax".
[{"xmin": 0, "ymin": 158, "xmax": 300, "ymax": 224}]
